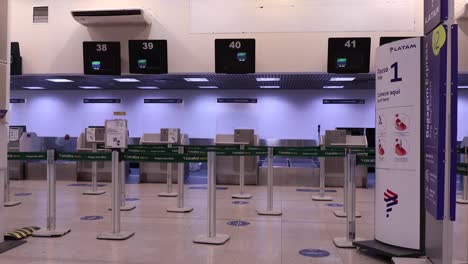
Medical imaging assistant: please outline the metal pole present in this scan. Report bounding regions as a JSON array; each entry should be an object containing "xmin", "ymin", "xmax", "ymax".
[
  {"xmin": 267, "ymin": 147, "xmax": 273, "ymax": 211},
  {"xmin": 92, "ymin": 143, "xmax": 98, "ymax": 193},
  {"xmin": 167, "ymin": 143, "xmax": 173, "ymax": 194},
  {"xmin": 167, "ymin": 146, "xmax": 193, "ymax": 213},
  {"xmin": 97, "ymin": 149, "xmax": 134, "ymax": 240},
  {"xmin": 232, "ymin": 144, "xmax": 252, "ymax": 199},
  {"xmin": 312, "ymin": 142, "xmax": 332, "ymax": 201},
  {"xmin": 4, "ymin": 165, "xmax": 9, "ymax": 204},
  {"xmin": 240, "ymin": 145, "xmax": 245, "ymax": 194},
  {"xmin": 120, "ymin": 160, "xmax": 126, "ymax": 207},
  {"xmin": 257, "ymin": 147, "xmax": 282, "ymax": 216},
  {"xmin": 347, "ymin": 153, "xmax": 357, "ymax": 242},
  {"xmin": 458, "ymin": 147, "xmax": 468, "ymax": 204},
  {"xmin": 47, "ymin": 149, "xmax": 56, "ymax": 231},
  {"xmin": 193, "ymin": 151, "xmax": 229, "ymax": 245},
  {"xmin": 208, "ymin": 151, "xmax": 216, "ymax": 238},
  {"xmin": 112, "ymin": 150, "xmax": 120, "ymax": 234}
]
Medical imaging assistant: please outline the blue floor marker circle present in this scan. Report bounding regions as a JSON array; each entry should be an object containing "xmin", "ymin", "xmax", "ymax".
[
  {"xmin": 232, "ymin": 201, "xmax": 249, "ymax": 205},
  {"xmin": 14, "ymin": 193, "xmax": 32, "ymax": 196},
  {"xmin": 80, "ymin": 216, "xmax": 103, "ymax": 221},
  {"xmin": 326, "ymin": 203, "xmax": 344, "ymax": 207},
  {"xmin": 227, "ymin": 220, "xmax": 250, "ymax": 226},
  {"xmin": 299, "ymin": 249, "xmax": 330, "ymax": 258},
  {"xmin": 126, "ymin": 198, "xmax": 140, "ymax": 202}
]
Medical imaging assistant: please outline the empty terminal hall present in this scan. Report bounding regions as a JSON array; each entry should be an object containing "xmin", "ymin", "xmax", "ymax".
[{"xmin": 0, "ymin": 1, "xmax": 467, "ymax": 264}]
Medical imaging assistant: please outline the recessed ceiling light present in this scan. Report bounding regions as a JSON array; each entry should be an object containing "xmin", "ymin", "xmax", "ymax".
[
  {"xmin": 113, "ymin": 78, "xmax": 140, "ymax": 83},
  {"xmin": 256, "ymin": 77, "xmax": 280, "ymax": 82},
  {"xmin": 23, "ymin": 86, "xmax": 45, "ymax": 90},
  {"xmin": 46, "ymin": 78, "xmax": 74, "ymax": 83},
  {"xmin": 199, "ymin": 86, "xmax": 218, "ymax": 89},
  {"xmin": 260, "ymin": 85, "xmax": 280, "ymax": 89},
  {"xmin": 137, "ymin": 86, "xmax": 160, "ymax": 90},
  {"xmin": 323, "ymin": 85, "xmax": 344, "ymax": 89},
  {"xmin": 184, "ymin": 78, "xmax": 209, "ymax": 82},
  {"xmin": 79, "ymin": 86, "xmax": 102, "ymax": 89},
  {"xmin": 458, "ymin": 86, "xmax": 468, "ymax": 89},
  {"xmin": 330, "ymin": 77, "xmax": 355, "ymax": 82}
]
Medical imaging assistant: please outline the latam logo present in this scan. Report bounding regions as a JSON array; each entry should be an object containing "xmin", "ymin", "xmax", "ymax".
[
  {"xmin": 389, "ymin": 44, "xmax": 417, "ymax": 53},
  {"xmin": 384, "ymin": 189, "xmax": 398, "ymax": 218}
]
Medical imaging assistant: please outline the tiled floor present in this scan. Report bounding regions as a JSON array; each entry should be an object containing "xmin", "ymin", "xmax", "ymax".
[{"xmin": 0, "ymin": 180, "xmax": 467, "ymax": 264}]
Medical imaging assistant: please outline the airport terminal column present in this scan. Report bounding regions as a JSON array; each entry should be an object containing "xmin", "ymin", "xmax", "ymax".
[
  {"xmin": 257, "ymin": 147, "xmax": 282, "ymax": 216},
  {"xmin": 4, "ymin": 163, "xmax": 20, "ymax": 207},
  {"xmin": 232, "ymin": 144, "xmax": 253, "ymax": 199},
  {"xmin": 167, "ymin": 145, "xmax": 193, "ymax": 213},
  {"xmin": 333, "ymin": 151, "xmax": 361, "ymax": 248},
  {"xmin": 97, "ymin": 150, "xmax": 134, "ymax": 240},
  {"xmin": 0, "ymin": 0, "xmax": 8, "ymax": 249},
  {"xmin": 159, "ymin": 143, "xmax": 177, "ymax": 197},
  {"xmin": 83, "ymin": 143, "xmax": 105, "ymax": 195},
  {"xmin": 194, "ymin": 151, "xmax": 229, "ymax": 245},
  {"xmin": 33, "ymin": 149, "xmax": 70, "ymax": 237},
  {"xmin": 313, "ymin": 125, "xmax": 332, "ymax": 201},
  {"xmin": 457, "ymin": 147, "xmax": 468, "ymax": 204}
]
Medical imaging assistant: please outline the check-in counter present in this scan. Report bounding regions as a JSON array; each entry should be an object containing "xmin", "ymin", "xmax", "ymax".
[
  {"xmin": 215, "ymin": 129, "xmax": 259, "ymax": 185},
  {"xmin": 76, "ymin": 132, "xmax": 112, "ymax": 182},
  {"xmin": 324, "ymin": 130, "xmax": 368, "ymax": 187},
  {"xmin": 139, "ymin": 129, "xmax": 189, "ymax": 183}
]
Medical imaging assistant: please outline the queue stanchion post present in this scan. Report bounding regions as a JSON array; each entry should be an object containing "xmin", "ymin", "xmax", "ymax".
[
  {"xmin": 167, "ymin": 146, "xmax": 193, "ymax": 213},
  {"xmin": 159, "ymin": 143, "xmax": 178, "ymax": 197},
  {"xmin": 4, "ymin": 163, "xmax": 21, "ymax": 207},
  {"xmin": 312, "ymin": 128, "xmax": 332, "ymax": 201},
  {"xmin": 457, "ymin": 147, "xmax": 468, "ymax": 204},
  {"xmin": 257, "ymin": 147, "xmax": 282, "ymax": 216},
  {"xmin": 333, "ymin": 152, "xmax": 363, "ymax": 248},
  {"xmin": 232, "ymin": 144, "xmax": 253, "ymax": 199},
  {"xmin": 98, "ymin": 150, "xmax": 134, "ymax": 240},
  {"xmin": 334, "ymin": 147, "xmax": 361, "ymax": 218},
  {"xmin": 118, "ymin": 158, "xmax": 135, "ymax": 211},
  {"xmin": 83, "ymin": 143, "xmax": 106, "ymax": 195},
  {"xmin": 194, "ymin": 151, "xmax": 230, "ymax": 245},
  {"xmin": 33, "ymin": 149, "xmax": 70, "ymax": 237}
]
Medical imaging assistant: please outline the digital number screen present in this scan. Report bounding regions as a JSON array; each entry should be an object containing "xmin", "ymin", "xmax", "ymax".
[
  {"xmin": 215, "ymin": 39, "xmax": 255, "ymax": 74},
  {"xmin": 327, "ymin": 38, "xmax": 371, "ymax": 73},
  {"xmin": 129, "ymin": 40, "xmax": 168, "ymax": 74},
  {"xmin": 83, "ymin": 42, "xmax": 121, "ymax": 75}
]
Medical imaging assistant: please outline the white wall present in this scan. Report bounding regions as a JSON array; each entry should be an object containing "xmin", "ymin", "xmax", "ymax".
[
  {"xmin": 8, "ymin": 0, "xmax": 424, "ymax": 74},
  {"xmin": 9, "ymin": 89, "xmax": 376, "ymax": 139}
]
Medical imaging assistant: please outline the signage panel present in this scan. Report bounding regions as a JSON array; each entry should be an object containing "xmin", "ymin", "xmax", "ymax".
[
  {"xmin": 217, "ymin": 98, "xmax": 257, "ymax": 104},
  {"xmin": 10, "ymin": 99, "xmax": 25, "ymax": 104},
  {"xmin": 424, "ymin": 0, "xmax": 448, "ymax": 35},
  {"xmin": 83, "ymin": 99, "xmax": 121, "ymax": 104},
  {"xmin": 322, "ymin": 99, "xmax": 365, "ymax": 104},
  {"xmin": 86, "ymin": 126, "xmax": 105, "ymax": 144},
  {"xmin": 144, "ymin": 99, "xmax": 183, "ymax": 104},
  {"xmin": 83, "ymin": 41, "xmax": 121, "ymax": 75},
  {"xmin": 375, "ymin": 38, "xmax": 422, "ymax": 250},
  {"xmin": 215, "ymin": 39, "xmax": 255, "ymax": 74},
  {"xmin": 327, "ymin": 38, "xmax": 371, "ymax": 73},
  {"xmin": 129, "ymin": 40, "xmax": 168, "ymax": 74},
  {"xmin": 105, "ymin": 119, "xmax": 128, "ymax": 149}
]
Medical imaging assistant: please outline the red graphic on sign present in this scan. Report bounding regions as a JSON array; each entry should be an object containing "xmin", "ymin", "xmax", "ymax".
[
  {"xmin": 395, "ymin": 139, "xmax": 407, "ymax": 156},
  {"xmin": 395, "ymin": 114, "xmax": 407, "ymax": 131}
]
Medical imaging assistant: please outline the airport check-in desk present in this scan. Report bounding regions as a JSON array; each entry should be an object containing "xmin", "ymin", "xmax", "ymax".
[
  {"xmin": 13, "ymin": 133, "xmax": 78, "ymax": 181},
  {"xmin": 76, "ymin": 132, "xmax": 113, "ymax": 182},
  {"xmin": 139, "ymin": 130, "xmax": 190, "ymax": 183},
  {"xmin": 324, "ymin": 130, "xmax": 368, "ymax": 187},
  {"xmin": 215, "ymin": 129, "xmax": 259, "ymax": 185}
]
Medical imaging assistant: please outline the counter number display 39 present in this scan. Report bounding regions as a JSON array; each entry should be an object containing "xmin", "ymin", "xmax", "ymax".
[
  {"xmin": 83, "ymin": 41, "xmax": 121, "ymax": 75},
  {"xmin": 215, "ymin": 39, "xmax": 255, "ymax": 74},
  {"xmin": 129, "ymin": 40, "xmax": 168, "ymax": 74},
  {"xmin": 327, "ymin": 37, "xmax": 371, "ymax": 73}
]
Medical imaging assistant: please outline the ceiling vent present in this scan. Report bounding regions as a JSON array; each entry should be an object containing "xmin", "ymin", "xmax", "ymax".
[
  {"xmin": 33, "ymin": 6, "xmax": 49, "ymax": 23},
  {"xmin": 71, "ymin": 8, "xmax": 152, "ymax": 26}
]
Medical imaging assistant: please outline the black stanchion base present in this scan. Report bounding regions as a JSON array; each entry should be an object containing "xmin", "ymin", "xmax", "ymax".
[
  {"xmin": 0, "ymin": 240, "xmax": 27, "ymax": 254},
  {"xmin": 353, "ymin": 240, "xmax": 421, "ymax": 258}
]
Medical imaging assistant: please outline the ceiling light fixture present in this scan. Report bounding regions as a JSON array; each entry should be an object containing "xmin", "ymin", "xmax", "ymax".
[
  {"xmin": 23, "ymin": 86, "xmax": 45, "ymax": 90},
  {"xmin": 198, "ymin": 86, "xmax": 218, "ymax": 89},
  {"xmin": 184, "ymin": 78, "xmax": 209, "ymax": 82},
  {"xmin": 323, "ymin": 85, "xmax": 345, "ymax": 89},
  {"xmin": 137, "ymin": 86, "xmax": 160, "ymax": 90},
  {"xmin": 256, "ymin": 77, "xmax": 280, "ymax": 82},
  {"xmin": 260, "ymin": 85, "xmax": 280, "ymax": 89},
  {"xmin": 330, "ymin": 77, "xmax": 355, "ymax": 82},
  {"xmin": 458, "ymin": 86, "xmax": 468, "ymax": 89},
  {"xmin": 46, "ymin": 78, "xmax": 74, "ymax": 83},
  {"xmin": 113, "ymin": 78, "xmax": 140, "ymax": 83},
  {"xmin": 79, "ymin": 86, "xmax": 102, "ymax": 89}
]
